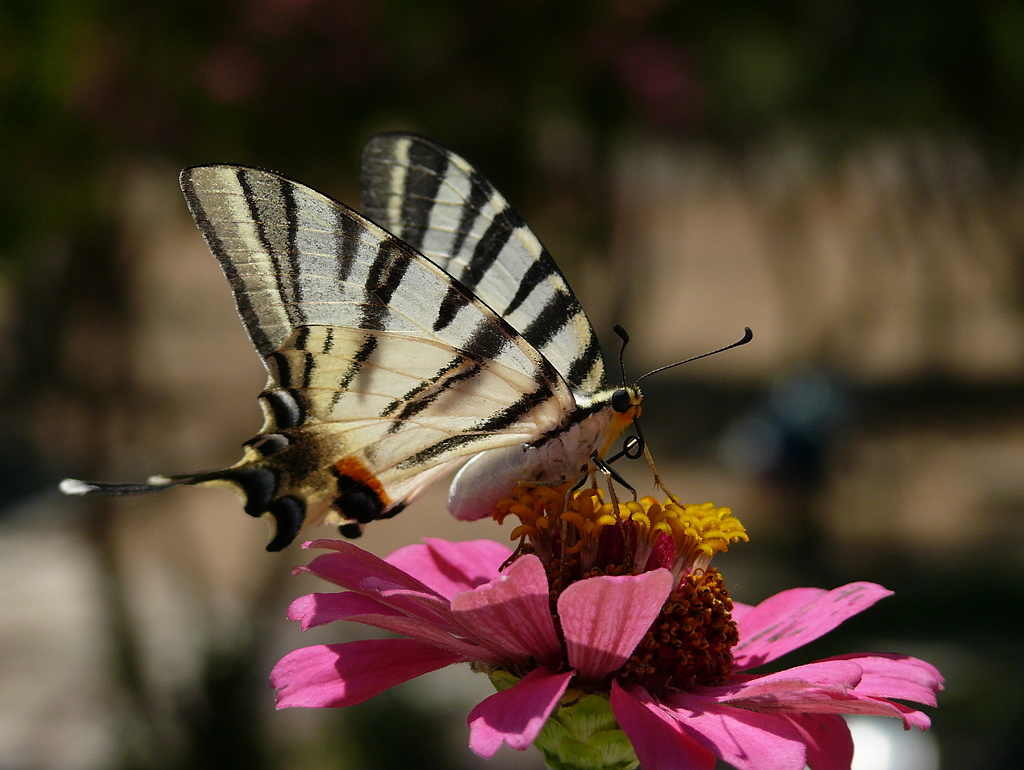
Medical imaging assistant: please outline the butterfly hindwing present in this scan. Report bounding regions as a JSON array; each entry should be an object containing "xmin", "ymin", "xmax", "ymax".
[
  {"xmin": 219, "ymin": 320, "xmax": 572, "ymax": 548},
  {"xmin": 267, "ymin": 325, "xmax": 573, "ymax": 460},
  {"xmin": 361, "ymin": 133, "xmax": 607, "ymax": 396}
]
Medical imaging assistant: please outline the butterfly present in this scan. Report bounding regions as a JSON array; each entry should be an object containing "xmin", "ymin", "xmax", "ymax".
[{"xmin": 61, "ymin": 133, "xmax": 748, "ymax": 550}]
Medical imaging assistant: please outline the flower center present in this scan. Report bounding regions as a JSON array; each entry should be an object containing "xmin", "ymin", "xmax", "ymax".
[
  {"xmin": 618, "ymin": 568, "xmax": 738, "ymax": 693},
  {"xmin": 495, "ymin": 485, "xmax": 744, "ymax": 693}
]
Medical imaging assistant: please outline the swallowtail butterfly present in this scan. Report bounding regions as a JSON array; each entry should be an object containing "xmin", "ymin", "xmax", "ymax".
[{"xmin": 62, "ymin": 134, "xmax": 746, "ymax": 550}]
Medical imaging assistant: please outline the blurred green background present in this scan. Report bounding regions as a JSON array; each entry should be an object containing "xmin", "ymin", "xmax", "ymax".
[{"xmin": 2, "ymin": 1, "xmax": 1022, "ymax": 768}]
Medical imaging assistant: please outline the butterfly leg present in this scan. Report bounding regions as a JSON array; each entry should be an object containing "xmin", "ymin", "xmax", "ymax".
[
  {"xmin": 500, "ymin": 536, "xmax": 529, "ymax": 572},
  {"xmin": 603, "ymin": 434, "xmax": 644, "ymax": 465},
  {"xmin": 592, "ymin": 454, "xmax": 637, "ymax": 500},
  {"xmin": 569, "ymin": 464, "xmax": 591, "ymax": 494},
  {"xmin": 592, "ymin": 454, "xmax": 650, "ymax": 569}
]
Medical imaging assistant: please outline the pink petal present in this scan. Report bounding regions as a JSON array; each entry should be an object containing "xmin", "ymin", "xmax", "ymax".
[
  {"xmin": 863, "ymin": 699, "xmax": 933, "ymax": 730},
  {"xmin": 663, "ymin": 693, "xmax": 808, "ymax": 770},
  {"xmin": 360, "ymin": 584, "xmax": 460, "ymax": 627},
  {"xmin": 734, "ymin": 582, "xmax": 893, "ymax": 669},
  {"xmin": 730, "ymin": 601, "xmax": 755, "ymax": 625},
  {"xmin": 271, "ymin": 639, "xmax": 461, "ymax": 708},
  {"xmin": 609, "ymin": 682, "xmax": 716, "ymax": 770},
  {"xmin": 386, "ymin": 538, "xmax": 511, "ymax": 598},
  {"xmin": 287, "ymin": 592, "xmax": 402, "ymax": 630},
  {"xmin": 287, "ymin": 592, "xmax": 507, "ymax": 665},
  {"xmin": 827, "ymin": 653, "xmax": 944, "ymax": 706},
  {"xmin": 451, "ymin": 555, "xmax": 563, "ymax": 665},
  {"xmin": 775, "ymin": 692, "xmax": 922, "ymax": 727},
  {"xmin": 467, "ymin": 667, "xmax": 573, "ymax": 757},
  {"xmin": 345, "ymin": 614, "xmax": 507, "ymax": 665},
  {"xmin": 702, "ymin": 660, "xmax": 928, "ymax": 728},
  {"xmin": 301, "ymin": 539, "xmax": 440, "ymax": 596},
  {"xmin": 717, "ymin": 660, "xmax": 867, "ymax": 698},
  {"xmin": 300, "ymin": 541, "xmax": 456, "ymax": 625},
  {"xmin": 780, "ymin": 713, "xmax": 853, "ymax": 770},
  {"xmin": 559, "ymin": 568, "xmax": 674, "ymax": 682}
]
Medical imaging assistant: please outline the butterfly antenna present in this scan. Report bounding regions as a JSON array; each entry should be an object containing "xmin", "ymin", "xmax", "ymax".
[
  {"xmin": 605, "ymin": 325, "xmax": 648, "ymax": 467},
  {"xmin": 613, "ymin": 324, "xmax": 631, "ymax": 385},
  {"xmin": 635, "ymin": 327, "xmax": 753, "ymax": 383}
]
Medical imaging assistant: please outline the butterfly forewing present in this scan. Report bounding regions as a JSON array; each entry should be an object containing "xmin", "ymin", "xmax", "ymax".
[
  {"xmin": 77, "ymin": 166, "xmax": 580, "ymax": 549},
  {"xmin": 361, "ymin": 133, "xmax": 607, "ymax": 396},
  {"xmin": 62, "ymin": 137, "xmax": 633, "ymax": 552}
]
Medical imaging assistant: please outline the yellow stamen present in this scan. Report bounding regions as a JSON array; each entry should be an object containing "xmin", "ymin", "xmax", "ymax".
[{"xmin": 495, "ymin": 485, "xmax": 747, "ymax": 579}]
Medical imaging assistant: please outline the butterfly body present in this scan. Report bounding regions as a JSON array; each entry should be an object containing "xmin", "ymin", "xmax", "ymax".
[
  {"xmin": 62, "ymin": 134, "xmax": 642, "ymax": 550},
  {"xmin": 449, "ymin": 385, "xmax": 642, "ymax": 521}
]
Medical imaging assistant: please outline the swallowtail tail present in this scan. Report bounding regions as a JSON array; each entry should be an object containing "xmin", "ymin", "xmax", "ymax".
[{"xmin": 62, "ymin": 134, "xmax": 737, "ymax": 550}]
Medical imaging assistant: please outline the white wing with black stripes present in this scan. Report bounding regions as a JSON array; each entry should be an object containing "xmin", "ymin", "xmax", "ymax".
[
  {"xmin": 362, "ymin": 133, "xmax": 607, "ymax": 396},
  {"xmin": 61, "ymin": 135, "xmax": 642, "ymax": 551}
]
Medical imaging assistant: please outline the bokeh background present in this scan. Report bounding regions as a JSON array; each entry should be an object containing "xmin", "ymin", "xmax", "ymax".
[{"xmin": 2, "ymin": 1, "xmax": 1022, "ymax": 768}]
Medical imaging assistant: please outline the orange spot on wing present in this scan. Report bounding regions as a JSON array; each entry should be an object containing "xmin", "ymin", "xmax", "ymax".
[{"xmin": 333, "ymin": 457, "xmax": 391, "ymax": 506}]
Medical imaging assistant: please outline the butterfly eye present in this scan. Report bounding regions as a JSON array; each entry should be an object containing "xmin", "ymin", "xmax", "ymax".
[{"xmin": 611, "ymin": 388, "xmax": 632, "ymax": 414}]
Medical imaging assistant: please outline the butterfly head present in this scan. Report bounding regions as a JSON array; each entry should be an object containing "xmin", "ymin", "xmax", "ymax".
[
  {"xmin": 609, "ymin": 385, "xmax": 643, "ymax": 427},
  {"xmin": 592, "ymin": 384, "xmax": 642, "ymax": 464}
]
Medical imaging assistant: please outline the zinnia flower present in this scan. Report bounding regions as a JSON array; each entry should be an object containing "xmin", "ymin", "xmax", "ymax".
[{"xmin": 271, "ymin": 487, "xmax": 942, "ymax": 769}]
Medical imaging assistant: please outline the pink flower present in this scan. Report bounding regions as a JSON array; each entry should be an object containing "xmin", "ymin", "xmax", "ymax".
[{"xmin": 271, "ymin": 494, "xmax": 942, "ymax": 770}]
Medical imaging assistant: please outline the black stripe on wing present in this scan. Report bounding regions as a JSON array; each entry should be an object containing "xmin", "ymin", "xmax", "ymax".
[
  {"xmin": 501, "ymin": 256, "xmax": 555, "ymax": 318},
  {"xmin": 565, "ymin": 337, "xmax": 605, "ymax": 391},
  {"xmin": 453, "ymin": 205, "xmax": 521, "ymax": 296},
  {"xmin": 180, "ymin": 169, "xmax": 277, "ymax": 358},
  {"xmin": 380, "ymin": 316, "xmax": 536, "ymax": 433},
  {"xmin": 430, "ymin": 204, "xmax": 522, "ymax": 334},
  {"xmin": 336, "ymin": 237, "xmax": 413, "ymax": 391},
  {"xmin": 396, "ymin": 140, "xmax": 448, "ymax": 251},
  {"xmin": 237, "ymin": 170, "xmax": 305, "ymax": 327},
  {"xmin": 382, "ymin": 356, "xmax": 466, "ymax": 426},
  {"xmin": 433, "ymin": 283, "xmax": 472, "ymax": 332},
  {"xmin": 396, "ymin": 385, "xmax": 556, "ymax": 469},
  {"xmin": 450, "ymin": 171, "xmax": 492, "ymax": 262}
]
